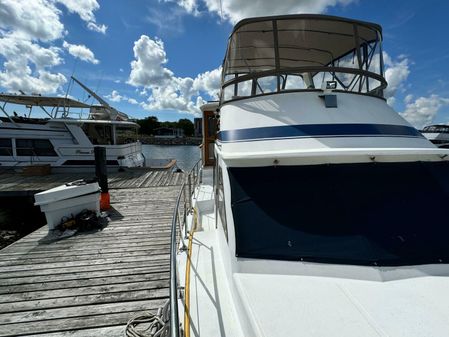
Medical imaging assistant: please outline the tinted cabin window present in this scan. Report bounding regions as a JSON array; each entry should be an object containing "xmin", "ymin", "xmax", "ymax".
[
  {"xmin": 116, "ymin": 126, "xmax": 137, "ymax": 145},
  {"xmin": 0, "ymin": 139, "xmax": 12, "ymax": 156},
  {"xmin": 229, "ymin": 162, "xmax": 449, "ymax": 266},
  {"xmin": 82, "ymin": 124, "xmax": 113, "ymax": 145},
  {"xmin": 16, "ymin": 139, "xmax": 57, "ymax": 156},
  {"xmin": 216, "ymin": 166, "xmax": 228, "ymax": 241}
]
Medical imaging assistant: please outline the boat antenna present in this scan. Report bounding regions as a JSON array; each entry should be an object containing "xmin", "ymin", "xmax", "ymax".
[
  {"xmin": 62, "ymin": 60, "xmax": 78, "ymax": 118},
  {"xmin": 94, "ymin": 72, "xmax": 104, "ymax": 99},
  {"xmin": 218, "ymin": 0, "xmax": 223, "ymax": 23},
  {"xmin": 65, "ymin": 59, "xmax": 78, "ymax": 99}
]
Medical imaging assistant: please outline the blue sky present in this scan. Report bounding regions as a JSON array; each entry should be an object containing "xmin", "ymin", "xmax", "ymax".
[{"xmin": 0, "ymin": 0, "xmax": 448, "ymax": 127}]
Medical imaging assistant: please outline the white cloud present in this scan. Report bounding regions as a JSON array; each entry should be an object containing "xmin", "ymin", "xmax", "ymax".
[
  {"xmin": 169, "ymin": 0, "xmax": 355, "ymax": 23},
  {"xmin": 106, "ymin": 90, "xmax": 123, "ymax": 102},
  {"xmin": 128, "ymin": 35, "xmax": 221, "ymax": 115},
  {"xmin": 0, "ymin": 0, "xmax": 65, "ymax": 41},
  {"xmin": 399, "ymin": 95, "xmax": 449, "ymax": 128},
  {"xmin": 383, "ymin": 52, "xmax": 410, "ymax": 105},
  {"xmin": 105, "ymin": 90, "xmax": 140, "ymax": 106},
  {"xmin": 404, "ymin": 94, "xmax": 414, "ymax": 104},
  {"xmin": 87, "ymin": 22, "xmax": 107, "ymax": 34},
  {"xmin": 63, "ymin": 41, "xmax": 99, "ymax": 64},
  {"xmin": 128, "ymin": 35, "xmax": 173, "ymax": 87},
  {"xmin": 57, "ymin": 0, "xmax": 107, "ymax": 33},
  {"xmin": 56, "ymin": 0, "xmax": 98, "ymax": 21},
  {"xmin": 177, "ymin": 0, "xmax": 199, "ymax": 15},
  {"xmin": 0, "ymin": 35, "xmax": 66, "ymax": 93},
  {"xmin": 0, "ymin": 36, "xmax": 62, "ymax": 69},
  {"xmin": 0, "ymin": 0, "xmax": 104, "ymax": 94},
  {"xmin": 0, "ymin": 0, "xmax": 106, "ymax": 40},
  {"xmin": 0, "ymin": 59, "xmax": 66, "ymax": 94},
  {"xmin": 193, "ymin": 67, "xmax": 221, "ymax": 98}
]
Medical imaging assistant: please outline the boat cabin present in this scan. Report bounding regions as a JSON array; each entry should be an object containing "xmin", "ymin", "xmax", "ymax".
[
  {"xmin": 81, "ymin": 120, "xmax": 139, "ymax": 145},
  {"xmin": 214, "ymin": 14, "xmax": 447, "ymax": 267}
]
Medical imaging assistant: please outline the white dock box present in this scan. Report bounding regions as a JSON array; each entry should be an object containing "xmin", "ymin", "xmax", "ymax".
[{"xmin": 34, "ymin": 181, "xmax": 101, "ymax": 230}]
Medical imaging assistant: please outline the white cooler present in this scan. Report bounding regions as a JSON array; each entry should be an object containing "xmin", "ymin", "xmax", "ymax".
[{"xmin": 34, "ymin": 180, "xmax": 101, "ymax": 230}]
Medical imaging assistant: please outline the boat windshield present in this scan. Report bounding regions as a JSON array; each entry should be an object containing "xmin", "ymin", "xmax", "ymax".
[
  {"xmin": 222, "ymin": 15, "xmax": 386, "ymax": 102},
  {"xmin": 229, "ymin": 161, "xmax": 449, "ymax": 266},
  {"xmin": 422, "ymin": 125, "xmax": 449, "ymax": 133}
]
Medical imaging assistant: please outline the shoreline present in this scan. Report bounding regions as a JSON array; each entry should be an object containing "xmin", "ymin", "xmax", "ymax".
[{"xmin": 139, "ymin": 136, "xmax": 202, "ymax": 146}]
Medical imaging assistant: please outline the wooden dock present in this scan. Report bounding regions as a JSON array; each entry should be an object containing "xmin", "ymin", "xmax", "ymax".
[
  {"xmin": 0, "ymin": 170, "xmax": 185, "ymax": 196},
  {"xmin": 0, "ymin": 170, "xmax": 183, "ymax": 336}
]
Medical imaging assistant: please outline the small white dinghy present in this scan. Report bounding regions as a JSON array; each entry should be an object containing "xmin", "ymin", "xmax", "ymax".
[{"xmin": 34, "ymin": 180, "xmax": 100, "ymax": 230}]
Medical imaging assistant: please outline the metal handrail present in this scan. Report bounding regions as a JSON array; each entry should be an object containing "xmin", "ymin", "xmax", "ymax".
[
  {"xmin": 221, "ymin": 65, "xmax": 387, "ymax": 103},
  {"xmin": 169, "ymin": 159, "xmax": 202, "ymax": 337}
]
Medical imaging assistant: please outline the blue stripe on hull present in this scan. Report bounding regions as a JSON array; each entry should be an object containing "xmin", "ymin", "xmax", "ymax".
[{"xmin": 217, "ymin": 123, "xmax": 423, "ymax": 143}]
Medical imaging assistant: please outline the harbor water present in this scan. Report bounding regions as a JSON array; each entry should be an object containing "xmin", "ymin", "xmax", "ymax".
[{"xmin": 142, "ymin": 144, "xmax": 201, "ymax": 171}]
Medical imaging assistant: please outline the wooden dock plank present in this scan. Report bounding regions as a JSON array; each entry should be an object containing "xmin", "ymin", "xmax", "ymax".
[
  {"xmin": 0, "ymin": 265, "xmax": 170, "ymax": 287},
  {"xmin": 25, "ymin": 326, "xmax": 125, "ymax": 337},
  {"xmin": 0, "ymin": 309, "xmax": 166, "ymax": 337},
  {"xmin": 0, "ymin": 181, "xmax": 181, "ymax": 336},
  {"xmin": 0, "ymin": 272, "xmax": 169, "ymax": 295},
  {"xmin": 0, "ymin": 287, "xmax": 169, "ymax": 313},
  {"xmin": 0, "ymin": 298, "xmax": 167, "ymax": 326},
  {"xmin": 0, "ymin": 170, "xmax": 184, "ymax": 195}
]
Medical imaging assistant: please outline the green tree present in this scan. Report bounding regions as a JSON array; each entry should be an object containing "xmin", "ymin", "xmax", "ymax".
[
  {"xmin": 137, "ymin": 116, "xmax": 160, "ymax": 135},
  {"xmin": 177, "ymin": 118, "xmax": 194, "ymax": 136},
  {"xmin": 160, "ymin": 121, "xmax": 177, "ymax": 129}
]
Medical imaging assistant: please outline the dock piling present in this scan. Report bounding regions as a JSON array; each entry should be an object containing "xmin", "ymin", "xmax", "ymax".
[{"xmin": 95, "ymin": 146, "xmax": 110, "ymax": 210}]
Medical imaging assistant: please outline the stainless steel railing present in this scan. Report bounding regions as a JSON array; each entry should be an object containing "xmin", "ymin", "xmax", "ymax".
[{"xmin": 169, "ymin": 159, "xmax": 202, "ymax": 337}]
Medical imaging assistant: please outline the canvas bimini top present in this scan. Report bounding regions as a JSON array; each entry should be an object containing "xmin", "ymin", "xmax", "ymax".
[
  {"xmin": 221, "ymin": 14, "xmax": 386, "ymax": 102},
  {"xmin": 0, "ymin": 93, "xmax": 91, "ymax": 108}
]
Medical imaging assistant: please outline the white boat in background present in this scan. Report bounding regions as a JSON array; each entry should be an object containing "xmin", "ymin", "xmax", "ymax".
[
  {"xmin": 167, "ymin": 14, "xmax": 449, "ymax": 337},
  {"xmin": 0, "ymin": 76, "xmax": 175, "ymax": 172},
  {"xmin": 421, "ymin": 124, "xmax": 449, "ymax": 148}
]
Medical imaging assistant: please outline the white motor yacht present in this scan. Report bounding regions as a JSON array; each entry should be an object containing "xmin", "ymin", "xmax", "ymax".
[
  {"xmin": 169, "ymin": 14, "xmax": 449, "ymax": 337},
  {"xmin": 421, "ymin": 124, "xmax": 449, "ymax": 148},
  {"xmin": 0, "ymin": 77, "xmax": 175, "ymax": 172}
]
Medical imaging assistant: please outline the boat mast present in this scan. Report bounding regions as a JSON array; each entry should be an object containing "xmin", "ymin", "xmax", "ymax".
[
  {"xmin": 71, "ymin": 76, "xmax": 113, "ymax": 109},
  {"xmin": 70, "ymin": 76, "xmax": 129, "ymax": 121}
]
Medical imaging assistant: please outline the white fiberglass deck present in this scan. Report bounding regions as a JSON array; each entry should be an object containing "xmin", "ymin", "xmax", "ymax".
[
  {"xmin": 180, "ymin": 167, "xmax": 449, "ymax": 337},
  {"xmin": 178, "ymin": 167, "xmax": 243, "ymax": 337}
]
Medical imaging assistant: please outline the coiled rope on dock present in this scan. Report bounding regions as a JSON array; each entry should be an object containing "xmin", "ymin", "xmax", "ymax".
[{"xmin": 124, "ymin": 300, "xmax": 170, "ymax": 337}]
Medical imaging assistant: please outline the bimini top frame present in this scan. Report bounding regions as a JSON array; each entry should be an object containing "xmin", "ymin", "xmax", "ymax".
[
  {"xmin": 221, "ymin": 14, "xmax": 387, "ymax": 103},
  {"xmin": 0, "ymin": 93, "xmax": 91, "ymax": 121}
]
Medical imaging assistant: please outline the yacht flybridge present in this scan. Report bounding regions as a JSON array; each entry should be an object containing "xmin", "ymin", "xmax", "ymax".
[
  {"xmin": 0, "ymin": 77, "xmax": 174, "ymax": 172},
  {"xmin": 169, "ymin": 14, "xmax": 449, "ymax": 337}
]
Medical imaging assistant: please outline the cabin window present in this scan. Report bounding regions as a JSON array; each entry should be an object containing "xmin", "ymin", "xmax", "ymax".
[
  {"xmin": 0, "ymin": 139, "xmax": 12, "ymax": 156},
  {"xmin": 16, "ymin": 139, "xmax": 57, "ymax": 156},
  {"xmin": 229, "ymin": 162, "xmax": 449, "ymax": 266},
  {"xmin": 82, "ymin": 124, "xmax": 113, "ymax": 145},
  {"xmin": 115, "ymin": 126, "xmax": 138, "ymax": 145},
  {"xmin": 255, "ymin": 76, "xmax": 278, "ymax": 94},
  {"xmin": 216, "ymin": 166, "xmax": 228, "ymax": 241}
]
